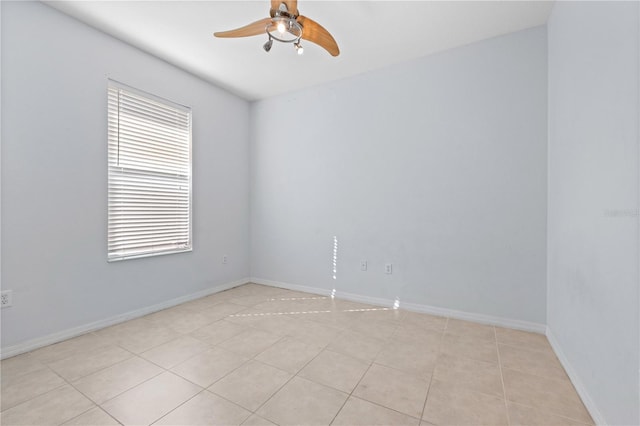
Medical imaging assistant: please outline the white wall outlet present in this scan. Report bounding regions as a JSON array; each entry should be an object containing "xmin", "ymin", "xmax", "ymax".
[
  {"xmin": 385, "ymin": 263, "xmax": 393, "ymax": 274},
  {"xmin": 360, "ymin": 260, "xmax": 368, "ymax": 271},
  {"xmin": 222, "ymin": 255, "xmax": 228, "ymax": 264},
  {"xmin": 1, "ymin": 290, "xmax": 13, "ymax": 308}
]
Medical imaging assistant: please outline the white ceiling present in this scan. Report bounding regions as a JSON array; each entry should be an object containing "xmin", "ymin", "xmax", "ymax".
[{"xmin": 45, "ymin": 1, "xmax": 554, "ymax": 100}]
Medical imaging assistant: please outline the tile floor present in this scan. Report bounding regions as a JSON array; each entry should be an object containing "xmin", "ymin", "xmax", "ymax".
[{"xmin": 1, "ymin": 283, "xmax": 593, "ymax": 426}]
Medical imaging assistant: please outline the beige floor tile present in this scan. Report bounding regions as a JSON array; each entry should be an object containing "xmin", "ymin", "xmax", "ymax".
[
  {"xmin": 171, "ymin": 347, "xmax": 248, "ymax": 388},
  {"xmin": 423, "ymin": 379, "xmax": 508, "ymax": 426},
  {"xmin": 95, "ymin": 318, "xmax": 154, "ymax": 339},
  {"xmin": 392, "ymin": 326, "xmax": 444, "ymax": 350},
  {"xmin": 356, "ymin": 307, "xmax": 406, "ymax": 323},
  {"xmin": 199, "ymin": 302, "xmax": 248, "ymax": 323},
  {"xmin": 335, "ymin": 299, "xmax": 379, "ymax": 311},
  {"xmin": 223, "ymin": 309, "xmax": 274, "ymax": 326},
  {"xmin": 180, "ymin": 294, "xmax": 226, "ymax": 311},
  {"xmin": 432, "ymin": 353, "xmax": 504, "ymax": 397},
  {"xmin": 1, "ymin": 367, "xmax": 66, "ymax": 410},
  {"xmin": 348, "ymin": 318, "xmax": 399, "ymax": 340},
  {"xmin": 271, "ymin": 289, "xmax": 322, "ymax": 299},
  {"xmin": 154, "ymin": 390, "xmax": 251, "ymax": 425},
  {"xmin": 255, "ymin": 336, "xmax": 323, "ymax": 373},
  {"xmin": 326, "ymin": 330, "xmax": 385, "ymax": 362},
  {"xmin": 249, "ymin": 300, "xmax": 304, "ymax": 314},
  {"xmin": 499, "ymin": 344, "xmax": 567, "ymax": 381},
  {"xmin": 217, "ymin": 287, "xmax": 253, "ymax": 299},
  {"xmin": 216, "ymin": 286, "xmax": 253, "ymax": 298},
  {"xmin": 102, "ymin": 371, "xmax": 201, "ymax": 425},
  {"xmin": 62, "ymin": 407, "xmax": 121, "ymax": 425},
  {"xmin": 166, "ymin": 311, "xmax": 217, "ymax": 334},
  {"xmin": 140, "ymin": 335, "xmax": 210, "ymax": 369},
  {"xmin": 253, "ymin": 315, "xmax": 314, "ymax": 337},
  {"xmin": 375, "ymin": 338, "xmax": 438, "ymax": 378},
  {"xmin": 257, "ymin": 376, "xmax": 348, "ymax": 426},
  {"xmin": 230, "ymin": 294, "xmax": 276, "ymax": 307},
  {"xmin": 238, "ymin": 284, "xmax": 285, "ymax": 296},
  {"xmin": 190, "ymin": 319, "xmax": 249, "ymax": 346},
  {"xmin": 495, "ymin": 327, "xmax": 554, "ymax": 353},
  {"xmin": 217, "ymin": 328, "xmax": 282, "ymax": 358},
  {"xmin": 208, "ymin": 360, "xmax": 292, "ymax": 411},
  {"xmin": 285, "ymin": 319, "xmax": 343, "ymax": 347},
  {"xmin": 0, "ymin": 353, "xmax": 47, "ymax": 381},
  {"xmin": 445, "ymin": 319, "xmax": 496, "ymax": 341},
  {"xmin": 97, "ymin": 321, "xmax": 182, "ymax": 354},
  {"xmin": 507, "ymin": 401, "xmax": 593, "ymax": 426},
  {"xmin": 353, "ymin": 363, "xmax": 430, "ymax": 418},
  {"xmin": 301, "ymin": 309, "xmax": 361, "ymax": 329},
  {"xmin": 241, "ymin": 414, "xmax": 277, "ymax": 426},
  {"xmin": 253, "ymin": 297, "xmax": 332, "ymax": 314},
  {"xmin": 72, "ymin": 356, "xmax": 163, "ymax": 404},
  {"xmin": 48, "ymin": 345, "xmax": 132, "ymax": 381},
  {"xmin": 502, "ymin": 368, "xmax": 593, "ymax": 424},
  {"xmin": 401, "ymin": 311, "xmax": 448, "ymax": 332},
  {"xmin": 333, "ymin": 396, "xmax": 420, "ymax": 426},
  {"xmin": 441, "ymin": 332, "xmax": 499, "ymax": 364},
  {"xmin": 0, "ymin": 384, "xmax": 94, "ymax": 426},
  {"xmin": 30, "ymin": 333, "xmax": 111, "ymax": 364},
  {"xmin": 144, "ymin": 305, "xmax": 192, "ymax": 324},
  {"xmin": 299, "ymin": 349, "xmax": 370, "ymax": 393}
]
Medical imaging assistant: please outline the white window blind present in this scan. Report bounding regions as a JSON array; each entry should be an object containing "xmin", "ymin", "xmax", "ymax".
[{"xmin": 107, "ymin": 81, "xmax": 192, "ymax": 261}]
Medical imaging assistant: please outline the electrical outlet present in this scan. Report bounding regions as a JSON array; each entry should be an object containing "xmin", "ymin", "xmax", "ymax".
[
  {"xmin": 384, "ymin": 263, "xmax": 393, "ymax": 274},
  {"xmin": 222, "ymin": 255, "xmax": 228, "ymax": 264},
  {"xmin": 360, "ymin": 260, "xmax": 367, "ymax": 271},
  {"xmin": 1, "ymin": 290, "xmax": 13, "ymax": 308}
]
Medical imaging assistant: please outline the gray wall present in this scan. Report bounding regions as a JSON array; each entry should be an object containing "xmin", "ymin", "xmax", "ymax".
[
  {"xmin": 1, "ymin": 1, "xmax": 250, "ymax": 348},
  {"xmin": 547, "ymin": 2, "xmax": 640, "ymax": 424},
  {"xmin": 251, "ymin": 27, "xmax": 548, "ymax": 324}
]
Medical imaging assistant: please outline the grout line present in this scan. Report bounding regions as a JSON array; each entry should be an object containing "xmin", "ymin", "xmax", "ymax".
[
  {"xmin": 420, "ymin": 318, "xmax": 448, "ymax": 423},
  {"xmin": 89, "ymin": 359, "xmax": 166, "ymax": 404},
  {"xmin": 0, "ymin": 379, "xmax": 68, "ymax": 414},
  {"xmin": 327, "ymin": 356, "xmax": 375, "ymax": 425},
  {"xmin": 420, "ymin": 374, "xmax": 435, "ymax": 423},
  {"xmin": 329, "ymin": 312, "xmax": 434, "ymax": 425},
  {"xmin": 61, "ymin": 405, "xmax": 123, "ymax": 425},
  {"xmin": 495, "ymin": 326, "xmax": 512, "ymax": 426},
  {"xmin": 245, "ymin": 337, "xmax": 330, "ymax": 420}
]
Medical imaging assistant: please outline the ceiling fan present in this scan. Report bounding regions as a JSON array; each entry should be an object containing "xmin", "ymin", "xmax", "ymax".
[{"xmin": 214, "ymin": 0, "xmax": 340, "ymax": 57}]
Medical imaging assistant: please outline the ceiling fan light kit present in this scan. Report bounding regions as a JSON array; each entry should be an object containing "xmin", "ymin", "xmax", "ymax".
[
  {"xmin": 214, "ymin": 0, "xmax": 339, "ymax": 57},
  {"xmin": 264, "ymin": 12, "xmax": 304, "ymax": 55}
]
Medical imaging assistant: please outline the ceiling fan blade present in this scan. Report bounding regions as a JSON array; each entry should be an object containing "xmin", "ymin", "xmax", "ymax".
[
  {"xmin": 270, "ymin": 0, "xmax": 298, "ymax": 16},
  {"xmin": 297, "ymin": 15, "xmax": 340, "ymax": 56},
  {"xmin": 214, "ymin": 17, "xmax": 273, "ymax": 38}
]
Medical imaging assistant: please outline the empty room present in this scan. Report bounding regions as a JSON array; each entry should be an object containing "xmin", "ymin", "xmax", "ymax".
[{"xmin": 1, "ymin": 1, "xmax": 638, "ymax": 425}]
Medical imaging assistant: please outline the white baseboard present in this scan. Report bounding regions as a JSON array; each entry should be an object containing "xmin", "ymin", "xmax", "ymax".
[
  {"xmin": 1, "ymin": 277, "xmax": 250, "ymax": 360},
  {"xmin": 546, "ymin": 327, "xmax": 607, "ymax": 426},
  {"xmin": 250, "ymin": 277, "xmax": 546, "ymax": 334}
]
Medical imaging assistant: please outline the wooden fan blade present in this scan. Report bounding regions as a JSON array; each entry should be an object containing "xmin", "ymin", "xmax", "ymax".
[
  {"xmin": 270, "ymin": 0, "xmax": 298, "ymax": 16},
  {"xmin": 297, "ymin": 15, "xmax": 340, "ymax": 56},
  {"xmin": 214, "ymin": 17, "xmax": 273, "ymax": 38}
]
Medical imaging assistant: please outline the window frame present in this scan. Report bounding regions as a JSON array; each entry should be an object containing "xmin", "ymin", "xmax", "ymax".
[{"xmin": 107, "ymin": 79, "xmax": 193, "ymax": 262}]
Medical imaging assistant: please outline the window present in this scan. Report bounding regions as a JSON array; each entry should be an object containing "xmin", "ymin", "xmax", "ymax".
[{"xmin": 107, "ymin": 81, "xmax": 192, "ymax": 261}]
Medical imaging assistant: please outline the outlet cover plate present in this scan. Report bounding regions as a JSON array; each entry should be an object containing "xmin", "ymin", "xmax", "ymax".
[{"xmin": 1, "ymin": 290, "xmax": 13, "ymax": 308}]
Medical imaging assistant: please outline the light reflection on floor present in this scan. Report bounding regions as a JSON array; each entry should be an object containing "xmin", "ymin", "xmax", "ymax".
[{"xmin": 229, "ymin": 296, "xmax": 391, "ymax": 317}]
